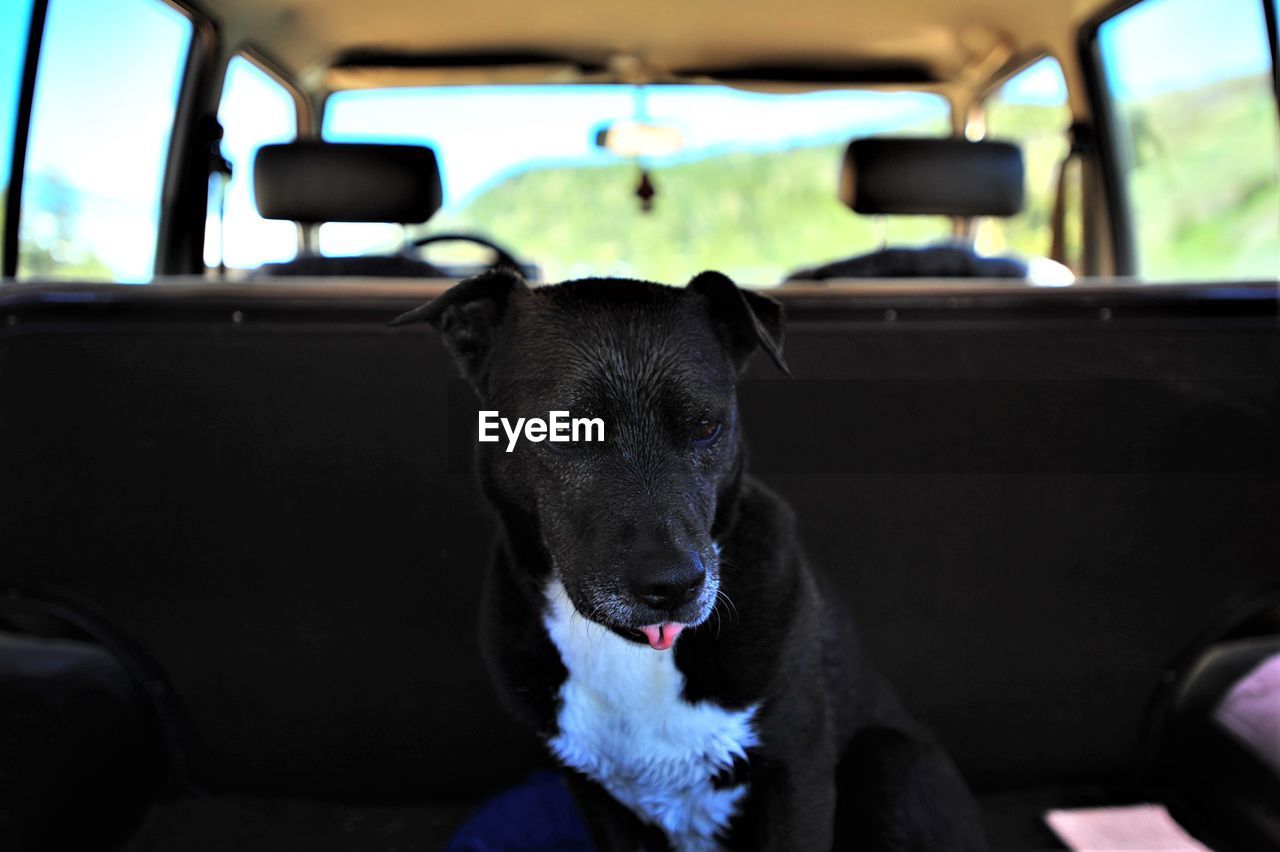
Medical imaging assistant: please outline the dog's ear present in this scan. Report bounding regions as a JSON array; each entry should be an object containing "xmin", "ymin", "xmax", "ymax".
[
  {"xmin": 687, "ymin": 270, "xmax": 788, "ymax": 375},
  {"xmin": 389, "ymin": 268, "xmax": 529, "ymax": 383}
]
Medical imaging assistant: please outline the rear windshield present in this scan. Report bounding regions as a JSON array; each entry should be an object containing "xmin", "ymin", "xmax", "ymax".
[
  {"xmin": 1096, "ymin": 0, "xmax": 1279, "ymax": 281},
  {"xmin": 321, "ymin": 85, "xmax": 951, "ymax": 283}
]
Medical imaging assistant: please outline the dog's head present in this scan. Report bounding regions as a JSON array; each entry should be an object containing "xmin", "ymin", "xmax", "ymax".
[{"xmin": 392, "ymin": 270, "xmax": 786, "ymax": 649}]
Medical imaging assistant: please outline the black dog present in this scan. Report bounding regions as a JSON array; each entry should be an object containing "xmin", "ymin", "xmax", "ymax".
[{"xmin": 393, "ymin": 270, "xmax": 986, "ymax": 851}]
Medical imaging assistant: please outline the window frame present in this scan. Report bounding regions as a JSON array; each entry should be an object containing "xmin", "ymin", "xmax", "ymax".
[
  {"xmin": 969, "ymin": 51, "xmax": 1076, "ymax": 267},
  {"xmin": 6, "ymin": 0, "xmax": 202, "ymax": 281},
  {"xmin": 2, "ymin": 0, "xmax": 48, "ymax": 279},
  {"xmin": 153, "ymin": 0, "xmax": 218, "ymax": 276},
  {"xmin": 203, "ymin": 46, "xmax": 310, "ymax": 270},
  {"xmin": 1078, "ymin": 0, "xmax": 1280, "ymax": 278},
  {"xmin": 971, "ymin": 49, "xmax": 1065, "ymax": 124},
  {"xmin": 163, "ymin": 35, "xmax": 311, "ymax": 276},
  {"xmin": 316, "ymin": 83, "xmax": 958, "ymax": 281},
  {"xmin": 0, "ymin": 0, "xmax": 313, "ymax": 279},
  {"xmin": 1267, "ymin": 0, "xmax": 1280, "ymax": 105},
  {"xmin": 233, "ymin": 46, "xmax": 313, "ymax": 138}
]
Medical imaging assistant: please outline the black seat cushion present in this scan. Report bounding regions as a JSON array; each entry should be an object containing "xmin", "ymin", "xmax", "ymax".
[
  {"xmin": 1161, "ymin": 636, "xmax": 1280, "ymax": 851},
  {"xmin": 788, "ymin": 245, "xmax": 1029, "ymax": 281},
  {"xmin": 253, "ymin": 254, "xmax": 448, "ymax": 279},
  {"xmin": 0, "ymin": 632, "xmax": 161, "ymax": 849},
  {"xmin": 123, "ymin": 795, "xmax": 476, "ymax": 852}
]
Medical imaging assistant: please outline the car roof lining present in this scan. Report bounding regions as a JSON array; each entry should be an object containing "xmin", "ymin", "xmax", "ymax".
[
  {"xmin": 322, "ymin": 49, "xmax": 942, "ymax": 88},
  {"xmin": 200, "ymin": 0, "xmax": 1112, "ymax": 108}
]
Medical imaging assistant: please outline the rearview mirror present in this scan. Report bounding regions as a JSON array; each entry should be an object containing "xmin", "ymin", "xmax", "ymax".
[{"xmin": 594, "ymin": 120, "xmax": 685, "ymax": 158}]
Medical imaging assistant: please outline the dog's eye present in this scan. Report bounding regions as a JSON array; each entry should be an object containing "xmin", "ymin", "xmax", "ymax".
[{"xmin": 691, "ymin": 418, "xmax": 722, "ymax": 444}]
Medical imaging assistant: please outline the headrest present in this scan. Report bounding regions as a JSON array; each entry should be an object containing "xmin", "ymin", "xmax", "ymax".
[
  {"xmin": 840, "ymin": 137, "xmax": 1024, "ymax": 218},
  {"xmin": 254, "ymin": 142, "xmax": 443, "ymax": 225}
]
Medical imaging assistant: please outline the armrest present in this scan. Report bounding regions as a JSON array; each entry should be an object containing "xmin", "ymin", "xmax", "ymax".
[
  {"xmin": 0, "ymin": 631, "xmax": 161, "ymax": 849},
  {"xmin": 1165, "ymin": 636, "xmax": 1280, "ymax": 851}
]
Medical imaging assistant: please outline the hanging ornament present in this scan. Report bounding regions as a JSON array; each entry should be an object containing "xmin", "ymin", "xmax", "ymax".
[{"xmin": 635, "ymin": 168, "xmax": 656, "ymax": 213}]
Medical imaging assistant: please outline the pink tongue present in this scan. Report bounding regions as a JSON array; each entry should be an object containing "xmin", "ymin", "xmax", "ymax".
[{"xmin": 640, "ymin": 623, "xmax": 684, "ymax": 651}]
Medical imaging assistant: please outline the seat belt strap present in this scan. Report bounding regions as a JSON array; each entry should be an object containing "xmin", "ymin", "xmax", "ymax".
[{"xmin": 1051, "ymin": 122, "xmax": 1092, "ymax": 268}]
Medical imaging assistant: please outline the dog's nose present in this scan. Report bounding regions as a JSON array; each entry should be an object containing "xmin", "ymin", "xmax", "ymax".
[{"xmin": 633, "ymin": 552, "xmax": 705, "ymax": 611}]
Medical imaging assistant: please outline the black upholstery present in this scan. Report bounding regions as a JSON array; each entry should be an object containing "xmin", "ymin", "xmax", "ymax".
[
  {"xmin": 254, "ymin": 142, "xmax": 443, "ymax": 225},
  {"xmin": 125, "ymin": 797, "xmax": 474, "ymax": 851},
  {"xmin": 1161, "ymin": 636, "xmax": 1280, "ymax": 850},
  {"xmin": 840, "ymin": 137, "xmax": 1024, "ymax": 217},
  {"xmin": 0, "ymin": 281, "xmax": 1276, "ymax": 847},
  {"xmin": 254, "ymin": 253, "xmax": 447, "ymax": 279},
  {"xmin": 789, "ymin": 245, "xmax": 1028, "ymax": 280},
  {"xmin": 0, "ymin": 632, "xmax": 160, "ymax": 848}
]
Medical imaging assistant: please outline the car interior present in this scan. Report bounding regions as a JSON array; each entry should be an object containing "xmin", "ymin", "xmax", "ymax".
[
  {"xmin": 0, "ymin": 0, "xmax": 1277, "ymax": 849},
  {"xmin": 785, "ymin": 137, "xmax": 1040, "ymax": 280}
]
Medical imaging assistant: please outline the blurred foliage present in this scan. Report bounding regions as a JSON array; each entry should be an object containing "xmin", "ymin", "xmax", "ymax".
[
  {"xmin": 1117, "ymin": 74, "xmax": 1279, "ymax": 280},
  {"xmin": 3, "ymin": 177, "xmax": 115, "ymax": 280},
  {"xmin": 431, "ymin": 73, "xmax": 1277, "ymax": 284},
  {"xmin": 430, "ymin": 141, "xmax": 951, "ymax": 285},
  {"xmin": 4, "ymin": 73, "xmax": 1275, "ymax": 285},
  {"xmin": 979, "ymin": 98, "xmax": 1075, "ymax": 265},
  {"xmin": 16, "ymin": 237, "xmax": 113, "ymax": 280}
]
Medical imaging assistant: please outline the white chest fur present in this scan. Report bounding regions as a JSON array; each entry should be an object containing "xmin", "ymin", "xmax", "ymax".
[{"xmin": 542, "ymin": 581, "xmax": 760, "ymax": 852}]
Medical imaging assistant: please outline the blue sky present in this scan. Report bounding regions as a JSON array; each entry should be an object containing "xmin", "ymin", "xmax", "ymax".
[
  {"xmin": 320, "ymin": 85, "xmax": 949, "ymax": 255},
  {"xmin": 3, "ymin": 0, "xmax": 190, "ymax": 279},
  {"xmin": 1098, "ymin": 0, "xmax": 1274, "ymax": 100},
  {"xmin": 0, "ymin": 0, "xmax": 32, "ymax": 186},
  {"xmin": 325, "ymin": 85, "xmax": 949, "ymax": 206},
  {"xmin": 0, "ymin": 0, "xmax": 1274, "ymax": 275},
  {"xmin": 207, "ymin": 56, "xmax": 300, "ymax": 268},
  {"xmin": 1002, "ymin": 58, "xmax": 1069, "ymax": 104}
]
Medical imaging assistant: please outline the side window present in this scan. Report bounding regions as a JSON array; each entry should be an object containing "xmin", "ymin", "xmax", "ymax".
[
  {"xmin": 18, "ymin": 0, "xmax": 191, "ymax": 282},
  {"xmin": 1, "ymin": 0, "xmax": 34, "ymax": 274},
  {"xmin": 976, "ymin": 57, "xmax": 1076, "ymax": 266},
  {"xmin": 204, "ymin": 55, "xmax": 298, "ymax": 272},
  {"xmin": 1097, "ymin": 0, "xmax": 1279, "ymax": 280}
]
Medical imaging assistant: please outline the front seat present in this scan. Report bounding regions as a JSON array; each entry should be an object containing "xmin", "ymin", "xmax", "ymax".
[
  {"xmin": 252, "ymin": 141, "xmax": 447, "ymax": 278},
  {"xmin": 788, "ymin": 137, "xmax": 1067, "ymax": 282}
]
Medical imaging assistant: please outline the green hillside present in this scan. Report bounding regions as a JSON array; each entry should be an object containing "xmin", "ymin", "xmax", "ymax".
[
  {"xmin": 1118, "ymin": 74, "xmax": 1279, "ymax": 279},
  {"xmin": 2, "ymin": 178, "xmax": 114, "ymax": 280},
  {"xmin": 980, "ymin": 97, "xmax": 1074, "ymax": 262},
  {"xmin": 431, "ymin": 143, "xmax": 949, "ymax": 284},
  {"xmin": 7, "ymin": 74, "xmax": 1274, "ymax": 284},
  {"xmin": 432, "ymin": 73, "xmax": 1278, "ymax": 283}
]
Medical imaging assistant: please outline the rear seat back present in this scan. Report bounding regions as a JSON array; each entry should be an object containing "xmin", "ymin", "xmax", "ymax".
[{"xmin": 0, "ymin": 283, "xmax": 1276, "ymax": 798}]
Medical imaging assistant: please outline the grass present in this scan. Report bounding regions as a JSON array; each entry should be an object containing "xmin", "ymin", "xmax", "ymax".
[
  {"xmin": 1119, "ymin": 75, "xmax": 1280, "ymax": 279},
  {"xmin": 431, "ymin": 73, "xmax": 1278, "ymax": 283},
  {"xmin": 431, "ymin": 142, "xmax": 951, "ymax": 284},
  {"xmin": 8, "ymin": 73, "xmax": 1277, "ymax": 283}
]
